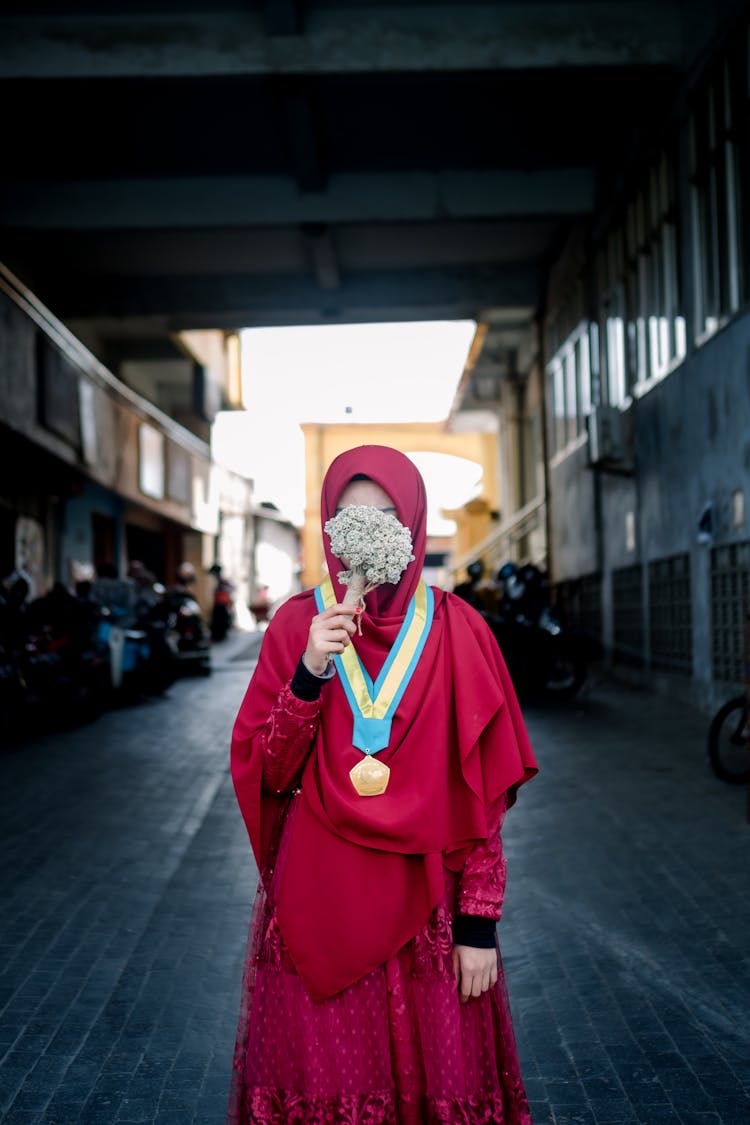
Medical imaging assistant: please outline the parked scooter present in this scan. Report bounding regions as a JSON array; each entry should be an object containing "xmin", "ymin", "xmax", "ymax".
[
  {"xmin": 249, "ymin": 583, "xmax": 271, "ymax": 630},
  {"xmin": 162, "ymin": 562, "xmax": 212, "ymax": 675},
  {"xmin": 92, "ymin": 566, "xmax": 179, "ymax": 700},
  {"xmin": 2, "ymin": 580, "xmax": 105, "ymax": 736},
  {"xmin": 452, "ymin": 560, "xmax": 500, "ymax": 615},
  {"xmin": 483, "ymin": 562, "xmax": 588, "ymax": 702},
  {"xmin": 0, "ymin": 573, "xmax": 33, "ymax": 741},
  {"xmin": 209, "ymin": 563, "xmax": 235, "ymax": 641},
  {"xmin": 0, "ymin": 567, "xmax": 181, "ymax": 739}
]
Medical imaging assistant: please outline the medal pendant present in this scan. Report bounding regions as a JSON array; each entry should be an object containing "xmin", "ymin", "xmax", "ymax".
[{"xmin": 349, "ymin": 756, "xmax": 390, "ymax": 797}]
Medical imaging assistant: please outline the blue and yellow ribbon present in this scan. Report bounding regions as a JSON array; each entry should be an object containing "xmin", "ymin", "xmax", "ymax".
[{"xmin": 314, "ymin": 576, "xmax": 434, "ymax": 754}]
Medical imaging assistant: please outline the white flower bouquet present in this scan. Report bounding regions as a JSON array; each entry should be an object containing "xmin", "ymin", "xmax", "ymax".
[{"xmin": 324, "ymin": 505, "xmax": 415, "ymax": 629}]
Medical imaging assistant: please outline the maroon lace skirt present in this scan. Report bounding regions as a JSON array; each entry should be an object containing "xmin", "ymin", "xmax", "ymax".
[{"xmin": 228, "ymin": 815, "xmax": 532, "ymax": 1125}]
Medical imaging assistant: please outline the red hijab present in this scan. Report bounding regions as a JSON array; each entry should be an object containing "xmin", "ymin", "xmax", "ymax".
[
  {"xmin": 320, "ymin": 443, "xmax": 427, "ymax": 618},
  {"xmin": 231, "ymin": 445, "xmax": 537, "ymax": 999}
]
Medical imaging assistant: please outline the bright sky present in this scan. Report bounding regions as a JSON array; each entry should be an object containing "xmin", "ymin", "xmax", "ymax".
[{"xmin": 212, "ymin": 321, "xmax": 483, "ymax": 532}]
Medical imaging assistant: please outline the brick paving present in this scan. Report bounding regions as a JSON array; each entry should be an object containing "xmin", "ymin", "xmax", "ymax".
[
  {"xmin": 1, "ymin": 642, "xmax": 749, "ymax": 1125},
  {"xmin": 508, "ymin": 682, "xmax": 750, "ymax": 1125}
]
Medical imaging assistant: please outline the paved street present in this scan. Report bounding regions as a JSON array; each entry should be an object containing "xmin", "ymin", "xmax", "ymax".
[{"xmin": 1, "ymin": 638, "xmax": 749, "ymax": 1125}]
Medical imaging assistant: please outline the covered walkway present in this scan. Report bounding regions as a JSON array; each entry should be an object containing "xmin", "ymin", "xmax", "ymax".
[{"xmin": 1, "ymin": 648, "xmax": 747, "ymax": 1124}]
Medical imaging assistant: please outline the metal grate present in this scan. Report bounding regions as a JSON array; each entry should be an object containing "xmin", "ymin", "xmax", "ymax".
[
  {"xmin": 648, "ymin": 554, "xmax": 693, "ymax": 674},
  {"xmin": 612, "ymin": 563, "xmax": 644, "ymax": 666},
  {"xmin": 711, "ymin": 541, "xmax": 750, "ymax": 685},
  {"xmin": 553, "ymin": 572, "xmax": 603, "ymax": 653}
]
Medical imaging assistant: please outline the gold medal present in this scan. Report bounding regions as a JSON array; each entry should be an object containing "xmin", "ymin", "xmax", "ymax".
[
  {"xmin": 349, "ymin": 756, "xmax": 390, "ymax": 797},
  {"xmin": 314, "ymin": 577, "xmax": 434, "ymax": 801}
]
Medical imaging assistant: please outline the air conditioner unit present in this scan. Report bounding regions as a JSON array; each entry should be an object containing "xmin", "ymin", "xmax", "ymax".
[{"xmin": 587, "ymin": 404, "xmax": 633, "ymax": 471}]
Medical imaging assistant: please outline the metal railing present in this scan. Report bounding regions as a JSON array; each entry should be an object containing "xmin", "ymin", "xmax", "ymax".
[{"xmin": 448, "ymin": 495, "xmax": 546, "ymax": 583}]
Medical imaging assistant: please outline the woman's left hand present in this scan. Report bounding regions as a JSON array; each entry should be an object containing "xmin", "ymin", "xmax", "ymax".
[{"xmin": 452, "ymin": 945, "xmax": 498, "ymax": 1003}]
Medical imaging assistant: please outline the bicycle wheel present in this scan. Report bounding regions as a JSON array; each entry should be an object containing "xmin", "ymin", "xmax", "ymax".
[{"xmin": 707, "ymin": 696, "xmax": 750, "ymax": 784}]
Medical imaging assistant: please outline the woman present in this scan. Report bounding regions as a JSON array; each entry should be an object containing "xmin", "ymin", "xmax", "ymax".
[{"xmin": 229, "ymin": 445, "xmax": 538, "ymax": 1125}]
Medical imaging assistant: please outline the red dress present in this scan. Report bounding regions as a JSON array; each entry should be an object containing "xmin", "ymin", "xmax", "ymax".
[
  {"xmin": 227, "ymin": 683, "xmax": 533, "ymax": 1125},
  {"xmin": 229, "ymin": 444, "xmax": 537, "ymax": 1125}
]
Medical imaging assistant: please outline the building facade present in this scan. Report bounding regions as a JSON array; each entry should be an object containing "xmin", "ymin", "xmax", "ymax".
[
  {"xmin": 539, "ymin": 15, "xmax": 750, "ymax": 710},
  {"xmin": 449, "ymin": 7, "xmax": 750, "ymax": 711},
  {"xmin": 0, "ymin": 263, "xmax": 253, "ymax": 613}
]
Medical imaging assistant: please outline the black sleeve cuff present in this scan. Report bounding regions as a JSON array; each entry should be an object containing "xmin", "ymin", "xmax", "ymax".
[
  {"xmin": 290, "ymin": 655, "xmax": 336, "ymax": 701},
  {"xmin": 451, "ymin": 915, "xmax": 497, "ymax": 948}
]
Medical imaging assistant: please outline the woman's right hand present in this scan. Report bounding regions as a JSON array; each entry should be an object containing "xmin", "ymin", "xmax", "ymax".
[{"xmin": 303, "ymin": 604, "xmax": 359, "ymax": 675}]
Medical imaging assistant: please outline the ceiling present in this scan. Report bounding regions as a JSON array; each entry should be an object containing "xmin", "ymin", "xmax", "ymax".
[{"xmin": 0, "ymin": 1, "xmax": 737, "ymax": 367}]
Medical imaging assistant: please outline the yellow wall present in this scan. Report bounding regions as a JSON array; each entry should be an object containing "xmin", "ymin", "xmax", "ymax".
[
  {"xmin": 301, "ymin": 422, "xmax": 500, "ymax": 588},
  {"xmin": 442, "ymin": 496, "xmax": 497, "ymax": 567},
  {"xmin": 176, "ymin": 329, "xmax": 244, "ymax": 409}
]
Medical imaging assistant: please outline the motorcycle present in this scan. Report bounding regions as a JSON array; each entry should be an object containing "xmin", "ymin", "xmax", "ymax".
[
  {"xmin": 92, "ymin": 576, "xmax": 180, "ymax": 700},
  {"xmin": 0, "ymin": 576, "xmax": 30, "ymax": 741},
  {"xmin": 161, "ymin": 585, "xmax": 212, "ymax": 675},
  {"xmin": 20, "ymin": 624, "xmax": 104, "ymax": 727},
  {"xmin": 3, "ymin": 582, "xmax": 106, "ymax": 734},
  {"xmin": 209, "ymin": 565, "xmax": 235, "ymax": 641},
  {"xmin": 484, "ymin": 563, "xmax": 588, "ymax": 702}
]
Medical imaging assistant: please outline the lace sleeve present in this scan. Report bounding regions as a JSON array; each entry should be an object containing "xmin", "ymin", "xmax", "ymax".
[
  {"xmin": 457, "ymin": 791, "xmax": 508, "ymax": 920},
  {"xmin": 260, "ymin": 682, "xmax": 322, "ymax": 795}
]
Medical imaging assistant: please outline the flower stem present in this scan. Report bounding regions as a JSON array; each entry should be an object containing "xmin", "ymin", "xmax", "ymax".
[{"xmin": 343, "ymin": 572, "xmax": 368, "ymax": 634}]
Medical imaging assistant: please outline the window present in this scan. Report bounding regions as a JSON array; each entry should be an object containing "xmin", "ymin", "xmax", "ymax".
[
  {"xmin": 605, "ymin": 307, "xmax": 627, "ymax": 404},
  {"xmin": 545, "ymin": 280, "xmax": 593, "ymax": 458},
  {"xmin": 577, "ymin": 331, "xmax": 592, "ymax": 417},
  {"xmin": 636, "ymin": 155, "xmax": 686, "ymax": 379},
  {"xmin": 597, "ymin": 151, "xmax": 685, "ymax": 402},
  {"xmin": 138, "ymin": 423, "xmax": 165, "ymax": 500},
  {"xmin": 690, "ymin": 60, "xmax": 744, "ymax": 339},
  {"xmin": 548, "ymin": 357, "xmax": 566, "ymax": 457},
  {"xmin": 596, "ymin": 230, "xmax": 629, "ymax": 405}
]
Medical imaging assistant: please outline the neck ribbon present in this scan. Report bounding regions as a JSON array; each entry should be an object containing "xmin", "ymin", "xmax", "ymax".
[{"xmin": 314, "ymin": 576, "xmax": 434, "ymax": 754}]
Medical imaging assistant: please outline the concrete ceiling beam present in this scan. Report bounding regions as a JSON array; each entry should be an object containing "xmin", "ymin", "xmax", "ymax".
[
  {"xmin": 35, "ymin": 263, "xmax": 542, "ymax": 325},
  {"xmin": 1, "ymin": 219, "xmax": 560, "ymax": 279},
  {"xmin": 0, "ymin": 5, "xmax": 684, "ymax": 79},
  {"xmin": 263, "ymin": 0, "xmax": 305, "ymax": 37},
  {"xmin": 0, "ymin": 169, "xmax": 595, "ymax": 230}
]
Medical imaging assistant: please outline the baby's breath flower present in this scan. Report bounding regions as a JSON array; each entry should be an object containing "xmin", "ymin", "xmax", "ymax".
[{"xmin": 324, "ymin": 505, "xmax": 415, "ymax": 591}]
